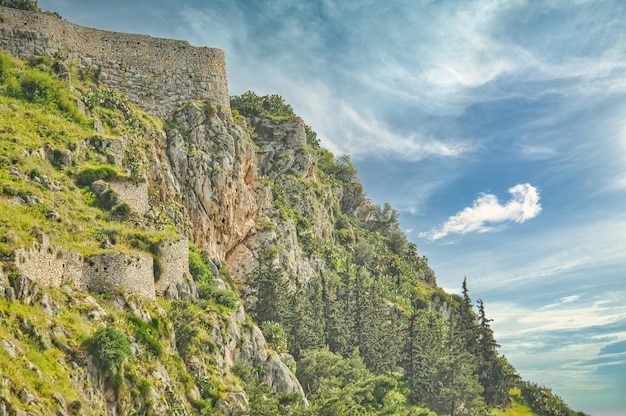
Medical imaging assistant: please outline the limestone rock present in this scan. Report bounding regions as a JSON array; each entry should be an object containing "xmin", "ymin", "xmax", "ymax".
[
  {"xmin": 215, "ymin": 392, "xmax": 248, "ymax": 416},
  {"xmin": 262, "ymin": 353, "xmax": 308, "ymax": 403},
  {"xmin": 19, "ymin": 388, "xmax": 35, "ymax": 404},
  {"xmin": 165, "ymin": 102, "xmax": 261, "ymax": 279},
  {"xmin": 1, "ymin": 339, "xmax": 17, "ymax": 359},
  {"xmin": 46, "ymin": 210, "xmax": 62, "ymax": 221},
  {"xmin": 251, "ymin": 116, "xmax": 314, "ymax": 180},
  {"xmin": 13, "ymin": 275, "xmax": 39, "ymax": 305}
]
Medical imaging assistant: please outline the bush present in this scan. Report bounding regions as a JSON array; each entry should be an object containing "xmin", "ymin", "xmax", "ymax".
[
  {"xmin": 0, "ymin": 0, "xmax": 40, "ymax": 12},
  {"xmin": 75, "ymin": 166, "xmax": 121, "ymax": 187},
  {"xmin": 260, "ymin": 321, "xmax": 288, "ymax": 353},
  {"xmin": 212, "ymin": 289, "xmax": 237, "ymax": 310},
  {"xmin": 189, "ymin": 245, "xmax": 212, "ymax": 283},
  {"xmin": 127, "ymin": 315, "xmax": 163, "ymax": 358},
  {"xmin": 230, "ymin": 91, "xmax": 295, "ymax": 119},
  {"xmin": 87, "ymin": 326, "xmax": 132, "ymax": 374},
  {"xmin": 110, "ymin": 202, "xmax": 131, "ymax": 220},
  {"xmin": 169, "ymin": 301, "xmax": 199, "ymax": 358}
]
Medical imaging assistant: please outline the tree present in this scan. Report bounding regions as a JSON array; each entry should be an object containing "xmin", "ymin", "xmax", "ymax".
[
  {"xmin": 0, "ymin": 0, "xmax": 40, "ymax": 11},
  {"xmin": 476, "ymin": 299, "xmax": 518, "ymax": 408},
  {"xmin": 366, "ymin": 202, "xmax": 400, "ymax": 237},
  {"xmin": 230, "ymin": 90, "xmax": 295, "ymax": 119},
  {"xmin": 87, "ymin": 326, "xmax": 132, "ymax": 374}
]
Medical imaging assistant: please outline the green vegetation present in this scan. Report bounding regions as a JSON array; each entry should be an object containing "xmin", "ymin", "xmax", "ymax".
[
  {"xmin": 0, "ymin": 47, "xmax": 586, "ymax": 415},
  {"xmin": 0, "ymin": 0, "xmax": 40, "ymax": 12},
  {"xmin": 86, "ymin": 326, "xmax": 132, "ymax": 374},
  {"xmin": 230, "ymin": 92, "xmax": 587, "ymax": 416},
  {"xmin": 0, "ymin": 52, "xmax": 175, "ymax": 259},
  {"xmin": 230, "ymin": 90, "xmax": 295, "ymax": 119}
]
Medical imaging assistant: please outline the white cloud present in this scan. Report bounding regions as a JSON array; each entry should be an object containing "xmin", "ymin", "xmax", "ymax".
[
  {"xmin": 421, "ymin": 183, "xmax": 542, "ymax": 240},
  {"xmin": 561, "ymin": 295, "xmax": 581, "ymax": 304}
]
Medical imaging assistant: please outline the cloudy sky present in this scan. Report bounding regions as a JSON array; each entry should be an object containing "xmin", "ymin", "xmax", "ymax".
[{"xmin": 37, "ymin": 1, "xmax": 626, "ymax": 414}]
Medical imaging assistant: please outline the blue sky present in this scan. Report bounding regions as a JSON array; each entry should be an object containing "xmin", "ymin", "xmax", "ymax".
[{"xmin": 37, "ymin": 1, "xmax": 626, "ymax": 414}]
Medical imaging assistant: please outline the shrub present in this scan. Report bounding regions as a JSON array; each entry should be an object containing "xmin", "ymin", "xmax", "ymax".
[
  {"xmin": 169, "ymin": 301, "xmax": 199, "ymax": 358},
  {"xmin": 86, "ymin": 326, "xmax": 132, "ymax": 374},
  {"xmin": 0, "ymin": 0, "xmax": 40, "ymax": 11},
  {"xmin": 110, "ymin": 202, "xmax": 131, "ymax": 219},
  {"xmin": 75, "ymin": 166, "xmax": 121, "ymax": 187},
  {"xmin": 127, "ymin": 315, "xmax": 163, "ymax": 358},
  {"xmin": 189, "ymin": 245, "xmax": 212, "ymax": 282},
  {"xmin": 212, "ymin": 289, "xmax": 237, "ymax": 310},
  {"xmin": 230, "ymin": 91, "xmax": 295, "ymax": 119},
  {"xmin": 261, "ymin": 321, "xmax": 288, "ymax": 353}
]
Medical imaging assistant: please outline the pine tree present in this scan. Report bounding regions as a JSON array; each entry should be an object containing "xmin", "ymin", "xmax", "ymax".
[
  {"xmin": 456, "ymin": 277, "xmax": 479, "ymax": 355},
  {"xmin": 476, "ymin": 299, "xmax": 500, "ymax": 405}
]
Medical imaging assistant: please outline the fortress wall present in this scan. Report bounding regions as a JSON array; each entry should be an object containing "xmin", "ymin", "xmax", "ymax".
[
  {"xmin": 11, "ymin": 236, "xmax": 190, "ymax": 301},
  {"xmin": 155, "ymin": 239, "xmax": 190, "ymax": 296},
  {"xmin": 84, "ymin": 252, "xmax": 156, "ymax": 301},
  {"xmin": 0, "ymin": 6, "xmax": 230, "ymax": 119},
  {"xmin": 109, "ymin": 180, "xmax": 150, "ymax": 215},
  {"xmin": 13, "ymin": 234, "xmax": 84, "ymax": 289}
]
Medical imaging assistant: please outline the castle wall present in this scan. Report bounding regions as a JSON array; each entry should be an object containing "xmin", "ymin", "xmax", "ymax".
[
  {"xmin": 84, "ymin": 252, "xmax": 156, "ymax": 301},
  {"xmin": 109, "ymin": 180, "xmax": 150, "ymax": 215},
  {"xmin": 11, "ymin": 235, "xmax": 190, "ymax": 301},
  {"xmin": 13, "ymin": 234, "xmax": 84, "ymax": 289},
  {"xmin": 155, "ymin": 239, "xmax": 190, "ymax": 296},
  {"xmin": 0, "ymin": 6, "xmax": 230, "ymax": 119}
]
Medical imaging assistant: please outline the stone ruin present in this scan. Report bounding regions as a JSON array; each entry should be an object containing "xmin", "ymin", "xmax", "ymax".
[{"xmin": 11, "ymin": 232, "xmax": 190, "ymax": 301}]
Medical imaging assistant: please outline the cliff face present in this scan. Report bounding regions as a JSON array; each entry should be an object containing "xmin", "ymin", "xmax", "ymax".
[
  {"xmin": 0, "ymin": 8, "xmax": 322, "ymax": 412},
  {"xmin": 163, "ymin": 102, "xmax": 264, "ymax": 269},
  {"xmin": 1, "ymin": 7, "xmax": 581, "ymax": 416}
]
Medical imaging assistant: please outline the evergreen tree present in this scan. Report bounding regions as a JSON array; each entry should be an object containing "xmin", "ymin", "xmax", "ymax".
[
  {"xmin": 456, "ymin": 277, "xmax": 480, "ymax": 355},
  {"xmin": 320, "ymin": 271, "xmax": 352, "ymax": 354},
  {"xmin": 476, "ymin": 299, "xmax": 500, "ymax": 405}
]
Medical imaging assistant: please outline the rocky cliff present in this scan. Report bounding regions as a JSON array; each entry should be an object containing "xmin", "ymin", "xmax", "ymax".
[
  {"xmin": 0, "ymin": 8, "xmax": 321, "ymax": 413},
  {"xmin": 0, "ymin": 6, "xmax": 584, "ymax": 416}
]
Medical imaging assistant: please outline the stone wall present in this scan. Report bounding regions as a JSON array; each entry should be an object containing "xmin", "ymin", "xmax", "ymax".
[
  {"xmin": 109, "ymin": 180, "xmax": 150, "ymax": 215},
  {"xmin": 154, "ymin": 239, "xmax": 190, "ymax": 296},
  {"xmin": 12, "ymin": 234, "xmax": 191, "ymax": 301},
  {"xmin": 0, "ymin": 6, "xmax": 230, "ymax": 119},
  {"xmin": 13, "ymin": 233, "xmax": 84, "ymax": 289},
  {"xmin": 84, "ymin": 252, "xmax": 155, "ymax": 301}
]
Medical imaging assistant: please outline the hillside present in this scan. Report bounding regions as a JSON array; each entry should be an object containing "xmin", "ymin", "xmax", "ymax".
[{"xmin": 0, "ymin": 5, "xmax": 586, "ymax": 416}]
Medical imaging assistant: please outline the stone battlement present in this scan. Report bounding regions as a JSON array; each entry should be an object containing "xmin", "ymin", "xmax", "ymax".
[
  {"xmin": 0, "ymin": 6, "xmax": 230, "ymax": 118},
  {"xmin": 12, "ymin": 235, "xmax": 190, "ymax": 301}
]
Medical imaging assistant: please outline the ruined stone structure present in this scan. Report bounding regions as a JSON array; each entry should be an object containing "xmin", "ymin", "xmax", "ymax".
[
  {"xmin": 12, "ymin": 234, "xmax": 189, "ymax": 301},
  {"xmin": 84, "ymin": 252, "xmax": 155, "ymax": 300},
  {"xmin": 109, "ymin": 180, "xmax": 150, "ymax": 215},
  {"xmin": 0, "ymin": 6, "xmax": 230, "ymax": 119},
  {"xmin": 13, "ymin": 233, "xmax": 84, "ymax": 289},
  {"xmin": 155, "ymin": 239, "xmax": 190, "ymax": 296}
]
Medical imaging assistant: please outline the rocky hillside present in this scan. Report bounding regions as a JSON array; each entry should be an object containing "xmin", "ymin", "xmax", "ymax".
[{"xmin": 0, "ymin": 7, "xmax": 585, "ymax": 416}]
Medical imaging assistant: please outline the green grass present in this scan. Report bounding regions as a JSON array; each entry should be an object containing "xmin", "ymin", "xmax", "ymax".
[
  {"xmin": 0, "ymin": 51, "xmax": 179, "ymax": 261},
  {"xmin": 492, "ymin": 389, "xmax": 538, "ymax": 416}
]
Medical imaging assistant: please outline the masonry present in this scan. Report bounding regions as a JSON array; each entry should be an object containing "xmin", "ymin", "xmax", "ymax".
[
  {"xmin": 12, "ymin": 233, "xmax": 190, "ymax": 301},
  {"xmin": 0, "ymin": 6, "xmax": 230, "ymax": 119}
]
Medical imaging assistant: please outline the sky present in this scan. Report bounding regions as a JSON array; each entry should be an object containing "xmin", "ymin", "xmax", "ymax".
[{"xmin": 36, "ymin": 1, "xmax": 626, "ymax": 414}]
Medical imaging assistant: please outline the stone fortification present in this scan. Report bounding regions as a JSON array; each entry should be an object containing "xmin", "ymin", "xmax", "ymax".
[
  {"xmin": 155, "ymin": 239, "xmax": 190, "ymax": 296},
  {"xmin": 13, "ymin": 233, "xmax": 84, "ymax": 289},
  {"xmin": 12, "ymin": 234, "xmax": 190, "ymax": 301},
  {"xmin": 0, "ymin": 6, "xmax": 230, "ymax": 119},
  {"xmin": 84, "ymin": 252, "xmax": 155, "ymax": 301},
  {"xmin": 109, "ymin": 180, "xmax": 150, "ymax": 215}
]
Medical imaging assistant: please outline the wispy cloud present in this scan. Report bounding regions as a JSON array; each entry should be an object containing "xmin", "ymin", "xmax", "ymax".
[
  {"xmin": 486, "ymin": 295, "xmax": 626, "ymax": 411},
  {"xmin": 421, "ymin": 183, "xmax": 541, "ymax": 240},
  {"xmin": 561, "ymin": 295, "xmax": 581, "ymax": 304}
]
